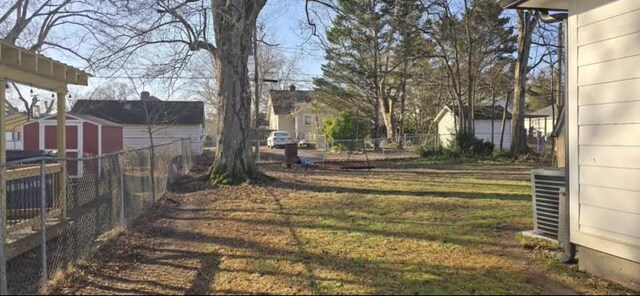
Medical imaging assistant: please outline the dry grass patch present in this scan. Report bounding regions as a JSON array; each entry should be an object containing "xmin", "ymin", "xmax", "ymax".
[{"xmin": 47, "ymin": 160, "xmax": 631, "ymax": 295}]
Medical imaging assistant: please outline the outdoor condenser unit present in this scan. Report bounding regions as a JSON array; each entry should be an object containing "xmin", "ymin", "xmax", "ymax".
[{"xmin": 530, "ymin": 168, "xmax": 566, "ymax": 240}]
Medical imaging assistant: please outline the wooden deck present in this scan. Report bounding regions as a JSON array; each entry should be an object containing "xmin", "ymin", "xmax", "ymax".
[{"xmin": 5, "ymin": 218, "xmax": 71, "ymax": 260}]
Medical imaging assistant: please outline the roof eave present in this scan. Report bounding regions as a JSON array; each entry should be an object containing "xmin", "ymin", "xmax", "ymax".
[{"xmin": 497, "ymin": 0, "xmax": 568, "ymax": 11}]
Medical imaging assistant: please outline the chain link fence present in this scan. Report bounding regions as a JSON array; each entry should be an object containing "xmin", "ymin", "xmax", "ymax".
[
  {"xmin": 0, "ymin": 139, "xmax": 193, "ymax": 294},
  {"xmin": 241, "ymin": 135, "xmax": 436, "ymax": 165}
]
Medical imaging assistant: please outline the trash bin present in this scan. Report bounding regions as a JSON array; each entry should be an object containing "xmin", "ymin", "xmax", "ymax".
[{"xmin": 284, "ymin": 143, "xmax": 298, "ymax": 168}]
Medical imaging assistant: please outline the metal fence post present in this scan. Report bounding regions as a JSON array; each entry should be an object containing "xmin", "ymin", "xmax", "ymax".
[
  {"xmin": 39, "ymin": 160, "xmax": 48, "ymax": 284},
  {"xmin": 119, "ymin": 154, "xmax": 126, "ymax": 225}
]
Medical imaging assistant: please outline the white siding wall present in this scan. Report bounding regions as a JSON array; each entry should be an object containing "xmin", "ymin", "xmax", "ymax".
[
  {"xmin": 437, "ymin": 110, "xmax": 512, "ymax": 150},
  {"xmin": 295, "ymin": 113, "xmax": 323, "ymax": 140},
  {"xmin": 437, "ymin": 111, "xmax": 456, "ymax": 147},
  {"xmin": 569, "ymin": 0, "xmax": 640, "ymax": 263},
  {"xmin": 269, "ymin": 109, "xmax": 279, "ymax": 130},
  {"xmin": 475, "ymin": 120, "xmax": 512, "ymax": 150},
  {"xmin": 123, "ymin": 124, "xmax": 203, "ymax": 153},
  {"xmin": 4, "ymin": 132, "xmax": 22, "ymax": 150},
  {"xmin": 276, "ymin": 115, "xmax": 295, "ymax": 138}
]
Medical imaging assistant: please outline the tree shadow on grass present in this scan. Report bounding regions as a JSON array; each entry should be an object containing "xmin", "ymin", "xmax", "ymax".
[
  {"xmin": 130, "ymin": 220, "xmax": 546, "ymax": 294},
  {"xmin": 260, "ymin": 178, "xmax": 531, "ymax": 201}
]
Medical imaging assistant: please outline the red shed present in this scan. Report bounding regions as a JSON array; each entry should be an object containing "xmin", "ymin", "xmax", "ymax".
[{"xmin": 22, "ymin": 114, "xmax": 123, "ymax": 176}]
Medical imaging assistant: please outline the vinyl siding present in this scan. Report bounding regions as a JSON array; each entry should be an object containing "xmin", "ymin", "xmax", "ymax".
[
  {"xmin": 294, "ymin": 113, "xmax": 323, "ymax": 140},
  {"xmin": 474, "ymin": 120, "xmax": 512, "ymax": 150},
  {"xmin": 437, "ymin": 111, "xmax": 456, "ymax": 148},
  {"xmin": 569, "ymin": 0, "xmax": 640, "ymax": 262},
  {"xmin": 436, "ymin": 110, "xmax": 512, "ymax": 150},
  {"xmin": 275, "ymin": 116, "xmax": 295, "ymax": 138},
  {"xmin": 123, "ymin": 124, "xmax": 203, "ymax": 153}
]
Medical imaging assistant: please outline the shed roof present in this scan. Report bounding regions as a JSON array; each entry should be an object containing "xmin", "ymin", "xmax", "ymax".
[
  {"xmin": 269, "ymin": 90, "xmax": 314, "ymax": 115},
  {"xmin": 4, "ymin": 114, "xmax": 30, "ymax": 132},
  {"xmin": 71, "ymin": 100, "xmax": 205, "ymax": 125},
  {"xmin": 36, "ymin": 113, "xmax": 121, "ymax": 127},
  {"xmin": 525, "ymin": 105, "xmax": 559, "ymax": 118}
]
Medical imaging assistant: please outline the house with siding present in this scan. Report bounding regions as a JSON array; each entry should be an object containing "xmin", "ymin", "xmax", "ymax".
[
  {"xmin": 71, "ymin": 92, "xmax": 204, "ymax": 153},
  {"xmin": 434, "ymin": 105, "xmax": 513, "ymax": 150},
  {"xmin": 500, "ymin": 0, "xmax": 640, "ymax": 289},
  {"xmin": 266, "ymin": 85, "xmax": 325, "ymax": 142},
  {"xmin": 4, "ymin": 114, "xmax": 29, "ymax": 150}
]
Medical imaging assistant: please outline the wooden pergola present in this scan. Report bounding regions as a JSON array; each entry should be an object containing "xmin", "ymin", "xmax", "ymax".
[{"xmin": 0, "ymin": 40, "xmax": 90, "ymax": 266}]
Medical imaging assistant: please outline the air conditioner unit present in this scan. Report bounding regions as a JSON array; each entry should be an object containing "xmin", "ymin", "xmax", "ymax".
[{"xmin": 530, "ymin": 168, "xmax": 566, "ymax": 240}]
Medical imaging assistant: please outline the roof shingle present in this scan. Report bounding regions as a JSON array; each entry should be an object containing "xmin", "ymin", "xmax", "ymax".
[
  {"xmin": 71, "ymin": 100, "xmax": 204, "ymax": 125},
  {"xmin": 269, "ymin": 90, "xmax": 314, "ymax": 115}
]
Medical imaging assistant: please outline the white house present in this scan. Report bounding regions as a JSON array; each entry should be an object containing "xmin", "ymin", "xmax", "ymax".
[
  {"xmin": 501, "ymin": 0, "xmax": 640, "ymax": 289},
  {"xmin": 434, "ymin": 105, "xmax": 512, "ymax": 150},
  {"xmin": 71, "ymin": 92, "xmax": 205, "ymax": 153},
  {"xmin": 266, "ymin": 85, "xmax": 325, "ymax": 142},
  {"xmin": 525, "ymin": 105, "xmax": 559, "ymax": 138},
  {"xmin": 3, "ymin": 114, "xmax": 28, "ymax": 150}
]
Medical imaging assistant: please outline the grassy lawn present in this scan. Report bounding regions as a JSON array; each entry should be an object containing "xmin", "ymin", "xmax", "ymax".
[{"xmin": 48, "ymin": 160, "xmax": 629, "ymax": 295}]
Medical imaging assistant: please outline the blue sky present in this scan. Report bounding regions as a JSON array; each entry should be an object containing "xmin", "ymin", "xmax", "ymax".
[
  {"xmin": 260, "ymin": 1, "xmax": 327, "ymax": 85},
  {"xmin": 67, "ymin": 1, "xmax": 328, "ymax": 100}
]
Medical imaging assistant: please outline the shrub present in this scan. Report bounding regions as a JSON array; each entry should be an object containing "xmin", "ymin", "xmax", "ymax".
[
  {"xmin": 491, "ymin": 148, "xmax": 510, "ymax": 159},
  {"xmin": 322, "ymin": 112, "xmax": 370, "ymax": 150},
  {"xmin": 454, "ymin": 132, "xmax": 494, "ymax": 157},
  {"xmin": 419, "ymin": 132, "xmax": 496, "ymax": 161}
]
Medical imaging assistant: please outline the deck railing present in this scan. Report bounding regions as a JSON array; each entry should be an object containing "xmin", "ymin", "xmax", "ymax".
[
  {"xmin": 0, "ymin": 138, "xmax": 194, "ymax": 294},
  {"xmin": 5, "ymin": 164, "xmax": 63, "ymax": 235}
]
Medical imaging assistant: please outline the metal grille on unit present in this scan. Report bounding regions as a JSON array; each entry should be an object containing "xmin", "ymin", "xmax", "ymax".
[{"xmin": 531, "ymin": 168, "xmax": 565, "ymax": 240}]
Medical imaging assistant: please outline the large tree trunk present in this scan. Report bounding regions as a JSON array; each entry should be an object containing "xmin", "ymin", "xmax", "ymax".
[
  {"xmin": 510, "ymin": 10, "xmax": 537, "ymax": 155},
  {"xmin": 209, "ymin": 0, "xmax": 265, "ymax": 184}
]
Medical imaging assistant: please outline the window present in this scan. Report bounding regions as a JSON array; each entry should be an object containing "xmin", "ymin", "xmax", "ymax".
[
  {"xmin": 12, "ymin": 132, "xmax": 21, "ymax": 141},
  {"xmin": 303, "ymin": 115, "xmax": 313, "ymax": 126}
]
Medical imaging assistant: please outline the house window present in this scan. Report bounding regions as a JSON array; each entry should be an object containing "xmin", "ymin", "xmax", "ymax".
[{"xmin": 304, "ymin": 115, "xmax": 313, "ymax": 126}]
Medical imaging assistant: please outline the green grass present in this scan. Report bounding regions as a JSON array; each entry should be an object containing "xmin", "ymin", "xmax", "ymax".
[{"xmin": 48, "ymin": 160, "xmax": 631, "ymax": 295}]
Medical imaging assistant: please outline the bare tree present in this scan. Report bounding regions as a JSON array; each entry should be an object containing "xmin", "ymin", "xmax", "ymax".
[
  {"xmin": 43, "ymin": 0, "xmax": 268, "ymax": 184},
  {"xmin": 250, "ymin": 24, "xmax": 300, "ymax": 129},
  {"xmin": 88, "ymin": 82, "xmax": 138, "ymax": 101},
  {"xmin": 0, "ymin": 0, "xmax": 118, "ymax": 115},
  {"xmin": 510, "ymin": 10, "xmax": 539, "ymax": 155}
]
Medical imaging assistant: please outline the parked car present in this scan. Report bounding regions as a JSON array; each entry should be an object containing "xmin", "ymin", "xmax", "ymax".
[{"xmin": 267, "ymin": 131, "xmax": 292, "ymax": 148}]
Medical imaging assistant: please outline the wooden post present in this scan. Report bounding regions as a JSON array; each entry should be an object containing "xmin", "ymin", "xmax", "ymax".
[
  {"xmin": 57, "ymin": 91, "xmax": 67, "ymax": 218},
  {"xmin": 0, "ymin": 78, "xmax": 9, "ymax": 294}
]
